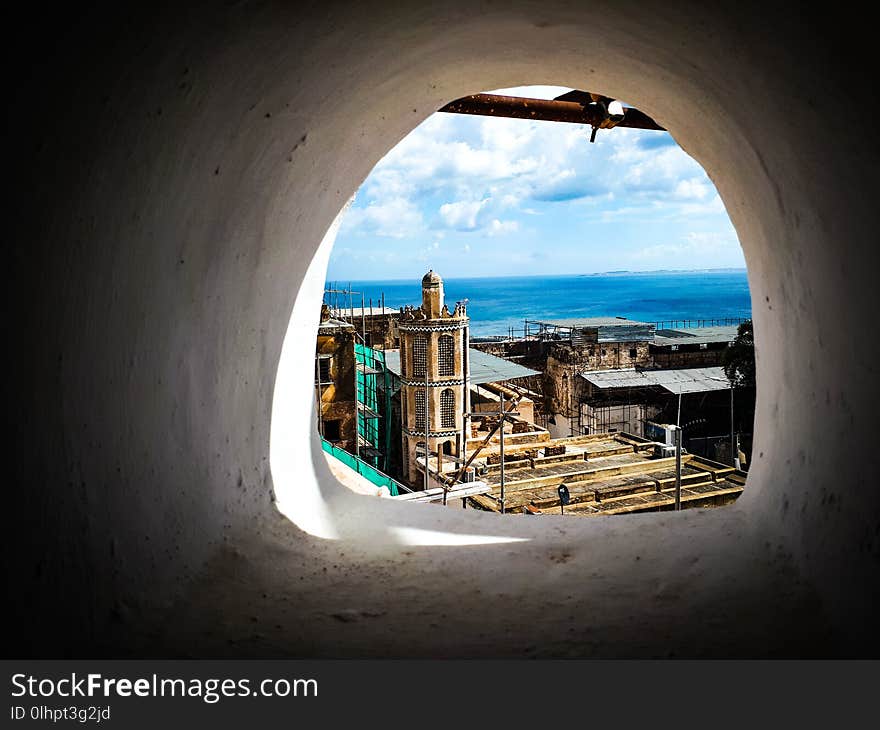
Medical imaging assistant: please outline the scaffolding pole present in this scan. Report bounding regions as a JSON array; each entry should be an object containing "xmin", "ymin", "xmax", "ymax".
[{"xmin": 424, "ymin": 364, "xmax": 430, "ymax": 493}]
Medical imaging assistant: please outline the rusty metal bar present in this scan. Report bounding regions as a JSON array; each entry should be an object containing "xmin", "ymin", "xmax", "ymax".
[
  {"xmin": 438, "ymin": 93, "xmax": 665, "ymax": 131},
  {"xmin": 447, "ymin": 396, "xmax": 521, "ymax": 486}
]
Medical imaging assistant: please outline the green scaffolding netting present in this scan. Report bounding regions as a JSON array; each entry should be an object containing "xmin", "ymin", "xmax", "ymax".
[
  {"xmin": 355, "ymin": 343, "xmax": 392, "ymax": 471},
  {"xmin": 321, "ymin": 438, "xmax": 403, "ymax": 496}
]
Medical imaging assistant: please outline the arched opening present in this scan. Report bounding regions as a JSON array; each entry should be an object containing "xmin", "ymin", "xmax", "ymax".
[
  {"xmin": 311, "ymin": 84, "xmax": 754, "ymax": 513},
  {"xmin": 12, "ymin": 1, "xmax": 877, "ymax": 658},
  {"xmin": 440, "ymin": 388, "xmax": 456, "ymax": 429},
  {"xmin": 438, "ymin": 335, "xmax": 455, "ymax": 377}
]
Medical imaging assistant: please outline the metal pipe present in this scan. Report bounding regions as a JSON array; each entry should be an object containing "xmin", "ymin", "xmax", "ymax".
[
  {"xmin": 450, "ymin": 397, "xmax": 519, "ymax": 483},
  {"xmin": 439, "ymin": 446, "xmax": 445, "ymax": 504},
  {"xmin": 439, "ymin": 93, "xmax": 665, "ymax": 130},
  {"xmin": 315, "ymin": 354, "xmax": 323, "ymax": 437},
  {"xmin": 424, "ymin": 363, "xmax": 429, "ymax": 493},
  {"xmin": 354, "ymin": 342, "xmax": 360, "ymax": 461},
  {"xmin": 499, "ymin": 390, "xmax": 505, "ymax": 514},
  {"xmin": 730, "ymin": 384, "xmax": 736, "ymax": 467},
  {"xmin": 462, "ymin": 321, "xmax": 470, "ymax": 481},
  {"xmin": 674, "ymin": 426, "xmax": 682, "ymax": 511}
]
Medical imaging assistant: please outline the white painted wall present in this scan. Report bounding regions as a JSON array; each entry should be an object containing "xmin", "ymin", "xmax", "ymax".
[{"xmin": 10, "ymin": 0, "xmax": 878, "ymax": 657}]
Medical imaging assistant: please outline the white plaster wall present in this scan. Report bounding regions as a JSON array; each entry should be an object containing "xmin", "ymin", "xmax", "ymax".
[{"xmin": 9, "ymin": 0, "xmax": 878, "ymax": 657}]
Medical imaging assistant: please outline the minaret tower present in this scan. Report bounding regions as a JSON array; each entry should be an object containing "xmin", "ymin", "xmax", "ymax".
[{"xmin": 398, "ymin": 270, "xmax": 470, "ymax": 487}]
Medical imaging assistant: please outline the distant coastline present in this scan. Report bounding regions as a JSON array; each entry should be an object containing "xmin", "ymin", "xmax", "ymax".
[
  {"xmin": 581, "ymin": 267, "xmax": 747, "ymax": 277},
  {"xmin": 327, "ymin": 267, "xmax": 748, "ymax": 284}
]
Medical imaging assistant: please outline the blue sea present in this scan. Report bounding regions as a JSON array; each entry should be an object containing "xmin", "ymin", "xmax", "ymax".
[{"xmin": 325, "ymin": 270, "xmax": 752, "ymax": 339}]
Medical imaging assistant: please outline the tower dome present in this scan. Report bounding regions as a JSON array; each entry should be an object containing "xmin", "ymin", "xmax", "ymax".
[
  {"xmin": 421, "ymin": 269, "xmax": 444, "ymax": 318},
  {"xmin": 422, "ymin": 269, "xmax": 442, "ymax": 285}
]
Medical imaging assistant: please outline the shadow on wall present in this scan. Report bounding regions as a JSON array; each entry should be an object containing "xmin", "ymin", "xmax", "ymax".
[{"xmin": 8, "ymin": 0, "xmax": 880, "ymax": 657}]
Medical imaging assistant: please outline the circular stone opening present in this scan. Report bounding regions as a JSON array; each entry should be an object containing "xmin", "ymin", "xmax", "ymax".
[{"xmin": 274, "ymin": 84, "xmax": 754, "ymax": 528}]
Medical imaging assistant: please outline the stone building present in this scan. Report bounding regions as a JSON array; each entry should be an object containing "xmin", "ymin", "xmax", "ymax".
[
  {"xmin": 384, "ymin": 341, "xmax": 540, "ymax": 486},
  {"xmin": 474, "ymin": 318, "xmax": 749, "ymax": 438},
  {"xmin": 649, "ymin": 325, "xmax": 739, "ymax": 368},
  {"xmin": 538, "ymin": 318, "xmax": 655, "ymax": 437},
  {"xmin": 333, "ymin": 305, "xmax": 401, "ymax": 350},
  {"xmin": 398, "ymin": 271, "xmax": 471, "ymax": 486},
  {"xmin": 315, "ymin": 305, "xmax": 358, "ymax": 450}
]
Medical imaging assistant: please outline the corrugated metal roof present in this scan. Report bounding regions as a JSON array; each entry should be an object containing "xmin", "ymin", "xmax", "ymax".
[
  {"xmin": 384, "ymin": 348, "xmax": 539, "ymax": 385},
  {"xmin": 469, "ymin": 349, "xmax": 540, "ymax": 383},
  {"xmin": 580, "ymin": 366, "xmax": 731, "ymax": 394},
  {"xmin": 653, "ymin": 325, "xmax": 739, "ymax": 346}
]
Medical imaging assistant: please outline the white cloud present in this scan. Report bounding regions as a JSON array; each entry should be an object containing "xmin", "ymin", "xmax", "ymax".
[
  {"xmin": 439, "ymin": 199, "xmax": 491, "ymax": 230},
  {"xmin": 678, "ymin": 194, "xmax": 727, "ymax": 216},
  {"xmin": 674, "ymin": 177, "xmax": 711, "ymax": 200},
  {"xmin": 340, "ymin": 197, "xmax": 424, "ymax": 238},
  {"xmin": 631, "ymin": 231, "xmax": 740, "ymax": 261},
  {"xmin": 331, "ymin": 86, "xmax": 737, "ymax": 275},
  {"xmin": 487, "ymin": 219, "xmax": 520, "ymax": 236}
]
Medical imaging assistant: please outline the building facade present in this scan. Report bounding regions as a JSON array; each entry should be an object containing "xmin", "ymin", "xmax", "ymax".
[
  {"xmin": 398, "ymin": 271, "xmax": 470, "ymax": 486},
  {"xmin": 315, "ymin": 306, "xmax": 359, "ymax": 451}
]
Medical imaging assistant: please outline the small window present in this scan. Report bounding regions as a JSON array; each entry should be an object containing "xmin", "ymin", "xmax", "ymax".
[
  {"xmin": 317, "ymin": 357, "xmax": 332, "ymax": 383},
  {"xmin": 415, "ymin": 390, "xmax": 426, "ymax": 431},
  {"xmin": 629, "ymin": 348, "xmax": 637, "ymax": 358},
  {"xmin": 671, "ymin": 345, "xmax": 679, "ymax": 351},
  {"xmin": 413, "ymin": 336, "xmax": 427, "ymax": 377},
  {"xmin": 438, "ymin": 334, "xmax": 455, "ymax": 376},
  {"xmin": 699, "ymin": 343, "xmax": 708, "ymax": 350},
  {"xmin": 323, "ymin": 419, "xmax": 341, "ymax": 441},
  {"xmin": 440, "ymin": 388, "xmax": 455, "ymax": 428}
]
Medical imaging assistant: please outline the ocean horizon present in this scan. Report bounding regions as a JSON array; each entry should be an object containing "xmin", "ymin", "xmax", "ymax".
[{"xmin": 325, "ymin": 269, "xmax": 752, "ymax": 338}]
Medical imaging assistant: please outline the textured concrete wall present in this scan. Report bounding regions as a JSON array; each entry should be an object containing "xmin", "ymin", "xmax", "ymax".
[
  {"xmin": 9, "ymin": 0, "xmax": 879, "ymax": 657},
  {"xmin": 652, "ymin": 346, "xmax": 728, "ymax": 369}
]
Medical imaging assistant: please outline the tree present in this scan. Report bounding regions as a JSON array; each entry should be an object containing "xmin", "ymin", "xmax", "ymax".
[{"xmin": 722, "ymin": 320, "xmax": 755, "ymax": 387}]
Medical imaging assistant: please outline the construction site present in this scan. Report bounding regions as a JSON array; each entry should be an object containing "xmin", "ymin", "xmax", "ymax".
[
  {"xmin": 442, "ymin": 431, "xmax": 745, "ymax": 516},
  {"xmin": 314, "ymin": 270, "xmax": 751, "ymax": 515},
  {"xmin": 16, "ymin": 0, "xmax": 876, "ymax": 663}
]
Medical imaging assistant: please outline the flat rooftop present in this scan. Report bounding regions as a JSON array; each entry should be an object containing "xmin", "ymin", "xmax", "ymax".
[
  {"xmin": 580, "ymin": 366, "xmax": 730, "ymax": 393},
  {"xmin": 529, "ymin": 316, "xmax": 653, "ymax": 328},
  {"xmin": 653, "ymin": 325, "xmax": 739, "ymax": 346}
]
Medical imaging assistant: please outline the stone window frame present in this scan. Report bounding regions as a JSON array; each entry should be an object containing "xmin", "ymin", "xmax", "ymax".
[
  {"xmin": 440, "ymin": 388, "xmax": 455, "ymax": 429},
  {"xmin": 412, "ymin": 335, "xmax": 427, "ymax": 377},
  {"xmin": 415, "ymin": 389, "xmax": 426, "ymax": 431},
  {"xmin": 438, "ymin": 334, "xmax": 455, "ymax": 376}
]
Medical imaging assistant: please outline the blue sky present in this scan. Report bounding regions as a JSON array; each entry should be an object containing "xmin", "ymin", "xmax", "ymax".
[{"xmin": 327, "ymin": 86, "xmax": 744, "ymax": 281}]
